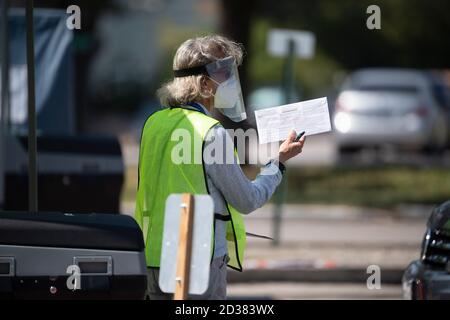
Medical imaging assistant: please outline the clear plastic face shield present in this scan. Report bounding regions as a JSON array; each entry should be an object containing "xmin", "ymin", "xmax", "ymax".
[{"xmin": 173, "ymin": 56, "xmax": 247, "ymax": 122}]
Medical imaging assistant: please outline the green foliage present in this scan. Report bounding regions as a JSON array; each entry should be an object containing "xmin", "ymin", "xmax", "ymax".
[
  {"xmin": 251, "ymin": 0, "xmax": 450, "ymax": 69},
  {"xmin": 286, "ymin": 166, "xmax": 450, "ymax": 207},
  {"xmin": 248, "ymin": 19, "xmax": 342, "ymax": 98}
]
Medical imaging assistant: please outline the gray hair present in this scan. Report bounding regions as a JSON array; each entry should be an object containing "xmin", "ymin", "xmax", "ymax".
[{"xmin": 157, "ymin": 35, "xmax": 244, "ymax": 107}]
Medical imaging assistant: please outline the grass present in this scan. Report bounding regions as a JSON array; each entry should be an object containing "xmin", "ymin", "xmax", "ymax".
[
  {"xmin": 284, "ymin": 165, "xmax": 450, "ymax": 208},
  {"xmin": 122, "ymin": 164, "xmax": 450, "ymax": 208}
]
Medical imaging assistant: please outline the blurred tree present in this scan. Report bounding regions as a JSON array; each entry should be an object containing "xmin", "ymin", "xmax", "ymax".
[
  {"xmin": 253, "ymin": 0, "xmax": 450, "ymax": 69},
  {"xmin": 220, "ymin": 0, "xmax": 253, "ymax": 93},
  {"xmin": 218, "ymin": 0, "xmax": 254, "ymax": 130},
  {"xmin": 218, "ymin": 0, "xmax": 450, "ymax": 110},
  {"xmin": 9, "ymin": 0, "xmax": 450, "ymax": 125}
]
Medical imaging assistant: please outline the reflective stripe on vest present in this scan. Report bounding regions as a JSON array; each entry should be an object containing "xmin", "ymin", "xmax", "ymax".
[{"xmin": 134, "ymin": 107, "xmax": 246, "ymax": 271}]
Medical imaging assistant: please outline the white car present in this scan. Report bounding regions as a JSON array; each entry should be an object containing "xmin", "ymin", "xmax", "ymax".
[{"xmin": 333, "ymin": 69, "xmax": 449, "ymax": 153}]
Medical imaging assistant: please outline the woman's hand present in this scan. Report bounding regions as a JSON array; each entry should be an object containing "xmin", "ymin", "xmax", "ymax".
[{"xmin": 278, "ymin": 130, "xmax": 306, "ymax": 164}]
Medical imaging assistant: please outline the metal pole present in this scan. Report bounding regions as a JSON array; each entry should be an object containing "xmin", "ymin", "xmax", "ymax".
[
  {"xmin": 272, "ymin": 39, "xmax": 296, "ymax": 246},
  {"xmin": 0, "ymin": 0, "xmax": 10, "ymax": 209},
  {"xmin": 283, "ymin": 40, "xmax": 296, "ymax": 103},
  {"xmin": 26, "ymin": 0, "xmax": 38, "ymax": 213}
]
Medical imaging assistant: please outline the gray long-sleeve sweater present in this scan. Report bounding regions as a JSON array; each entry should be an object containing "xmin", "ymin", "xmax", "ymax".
[{"xmin": 200, "ymin": 105, "xmax": 283, "ymax": 258}]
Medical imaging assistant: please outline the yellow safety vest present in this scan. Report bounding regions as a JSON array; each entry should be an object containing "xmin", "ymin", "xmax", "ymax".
[{"xmin": 134, "ymin": 106, "xmax": 246, "ymax": 271}]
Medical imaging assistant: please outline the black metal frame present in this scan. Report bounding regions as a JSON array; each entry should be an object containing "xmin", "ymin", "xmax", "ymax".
[
  {"xmin": 0, "ymin": 0, "xmax": 10, "ymax": 210},
  {"xmin": 25, "ymin": 0, "xmax": 38, "ymax": 212}
]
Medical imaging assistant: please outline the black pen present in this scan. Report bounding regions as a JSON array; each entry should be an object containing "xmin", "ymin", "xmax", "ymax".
[{"xmin": 294, "ymin": 131, "xmax": 306, "ymax": 142}]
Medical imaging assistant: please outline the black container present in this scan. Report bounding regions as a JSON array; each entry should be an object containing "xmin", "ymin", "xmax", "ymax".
[{"xmin": 0, "ymin": 211, "xmax": 147, "ymax": 300}]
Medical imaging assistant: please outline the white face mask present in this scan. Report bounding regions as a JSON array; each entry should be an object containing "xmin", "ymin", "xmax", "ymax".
[
  {"xmin": 210, "ymin": 76, "xmax": 247, "ymax": 122},
  {"xmin": 213, "ymin": 76, "xmax": 239, "ymax": 109}
]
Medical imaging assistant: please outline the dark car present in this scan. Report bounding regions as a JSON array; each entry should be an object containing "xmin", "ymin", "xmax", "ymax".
[{"xmin": 402, "ymin": 200, "xmax": 450, "ymax": 299}]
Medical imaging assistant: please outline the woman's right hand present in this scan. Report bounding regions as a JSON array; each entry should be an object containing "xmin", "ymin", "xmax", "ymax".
[{"xmin": 278, "ymin": 130, "xmax": 306, "ymax": 164}]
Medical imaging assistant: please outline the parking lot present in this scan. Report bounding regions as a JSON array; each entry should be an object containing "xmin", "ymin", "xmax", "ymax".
[{"xmin": 287, "ymin": 132, "xmax": 450, "ymax": 168}]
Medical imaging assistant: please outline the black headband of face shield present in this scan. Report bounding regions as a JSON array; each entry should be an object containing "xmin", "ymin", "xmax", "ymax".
[
  {"xmin": 173, "ymin": 65, "xmax": 208, "ymax": 78},
  {"xmin": 173, "ymin": 57, "xmax": 234, "ymax": 78}
]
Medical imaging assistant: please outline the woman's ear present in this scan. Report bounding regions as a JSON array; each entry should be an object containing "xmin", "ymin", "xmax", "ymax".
[
  {"xmin": 201, "ymin": 76, "xmax": 209, "ymax": 90},
  {"xmin": 201, "ymin": 76, "xmax": 214, "ymax": 97}
]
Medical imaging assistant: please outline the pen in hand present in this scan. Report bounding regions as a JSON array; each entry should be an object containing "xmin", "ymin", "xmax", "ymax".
[
  {"xmin": 279, "ymin": 130, "xmax": 306, "ymax": 163},
  {"xmin": 294, "ymin": 131, "xmax": 306, "ymax": 142}
]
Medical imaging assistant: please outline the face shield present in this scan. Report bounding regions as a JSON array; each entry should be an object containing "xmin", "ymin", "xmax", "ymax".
[{"xmin": 173, "ymin": 56, "xmax": 247, "ymax": 122}]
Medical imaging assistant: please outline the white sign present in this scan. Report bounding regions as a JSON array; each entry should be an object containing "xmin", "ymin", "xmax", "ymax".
[
  {"xmin": 0, "ymin": 65, "xmax": 29, "ymax": 124},
  {"xmin": 159, "ymin": 194, "xmax": 214, "ymax": 295},
  {"xmin": 255, "ymin": 97, "xmax": 331, "ymax": 144},
  {"xmin": 267, "ymin": 29, "xmax": 316, "ymax": 59}
]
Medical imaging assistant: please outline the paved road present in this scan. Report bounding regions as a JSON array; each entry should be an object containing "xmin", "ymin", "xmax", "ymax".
[
  {"xmin": 122, "ymin": 202, "xmax": 426, "ymax": 268},
  {"xmin": 122, "ymin": 201, "xmax": 422, "ymax": 299},
  {"xmin": 244, "ymin": 204, "xmax": 426, "ymax": 247},
  {"xmin": 242, "ymin": 204, "xmax": 425, "ymax": 270},
  {"xmin": 228, "ymin": 282, "xmax": 402, "ymax": 300},
  {"xmin": 245, "ymin": 215, "xmax": 425, "ymax": 248}
]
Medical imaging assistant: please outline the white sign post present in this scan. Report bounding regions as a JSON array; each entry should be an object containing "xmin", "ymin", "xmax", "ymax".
[
  {"xmin": 267, "ymin": 28, "xmax": 316, "ymax": 59},
  {"xmin": 266, "ymin": 28, "xmax": 316, "ymax": 247},
  {"xmin": 159, "ymin": 194, "xmax": 214, "ymax": 299}
]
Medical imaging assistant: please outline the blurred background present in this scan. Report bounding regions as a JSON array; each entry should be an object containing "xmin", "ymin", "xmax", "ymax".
[{"xmin": 1, "ymin": 0, "xmax": 450, "ymax": 299}]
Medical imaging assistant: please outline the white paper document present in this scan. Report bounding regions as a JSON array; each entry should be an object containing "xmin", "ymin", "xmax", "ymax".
[{"xmin": 255, "ymin": 97, "xmax": 331, "ymax": 144}]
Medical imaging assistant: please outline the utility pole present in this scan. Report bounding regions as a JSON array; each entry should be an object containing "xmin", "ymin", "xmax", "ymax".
[
  {"xmin": 272, "ymin": 39, "xmax": 296, "ymax": 246},
  {"xmin": 267, "ymin": 29, "xmax": 315, "ymax": 246},
  {"xmin": 26, "ymin": 0, "xmax": 38, "ymax": 213},
  {"xmin": 0, "ymin": 0, "xmax": 11, "ymax": 210}
]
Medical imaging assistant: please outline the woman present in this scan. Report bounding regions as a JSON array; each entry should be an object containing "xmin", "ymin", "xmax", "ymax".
[{"xmin": 135, "ymin": 35, "xmax": 305, "ymax": 300}]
